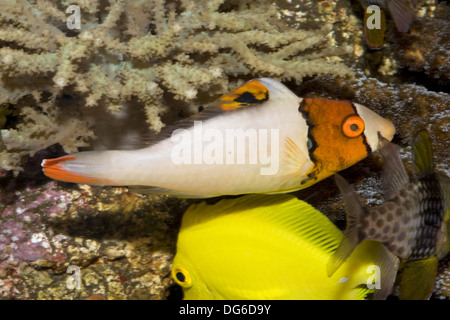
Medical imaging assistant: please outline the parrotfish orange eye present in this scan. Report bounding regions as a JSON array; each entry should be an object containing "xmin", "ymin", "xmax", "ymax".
[
  {"xmin": 172, "ymin": 266, "xmax": 193, "ymax": 288},
  {"xmin": 342, "ymin": 115, "xmax": 365, "ymax": 138}
]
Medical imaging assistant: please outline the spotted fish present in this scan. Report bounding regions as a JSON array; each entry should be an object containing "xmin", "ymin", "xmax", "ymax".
[
  {"xmin": 42, "ymin": 78, "xmax": 395, "ymax": 198},
  {"xmin": 327, "ymin": 130, "xmax": 450, "ymax": 300}
]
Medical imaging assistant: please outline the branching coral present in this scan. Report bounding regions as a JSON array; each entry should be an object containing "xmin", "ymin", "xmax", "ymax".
[{"xmin": 0, "ymin": 0, "xmax": 353, "ymax": 174}]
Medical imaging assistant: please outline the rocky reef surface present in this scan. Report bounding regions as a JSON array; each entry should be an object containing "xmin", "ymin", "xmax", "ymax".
[{"xmin": 0, "ymin": 0, "xmax": 448, "ymax": 299}]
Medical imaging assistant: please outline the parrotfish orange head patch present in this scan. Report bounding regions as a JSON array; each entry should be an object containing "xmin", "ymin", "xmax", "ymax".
[
  {"xmin": 299, "ymin": 98, "xmax": 372, "ymax": 176},
  {"xmin": 219, "ymin": 80, "xmax": 269, "ymax": 111}
]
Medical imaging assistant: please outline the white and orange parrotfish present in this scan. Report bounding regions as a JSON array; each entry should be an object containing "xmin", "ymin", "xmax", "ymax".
[{"xmin": 42, "ymin": 78, "xmax": 395, "ymax": 198}]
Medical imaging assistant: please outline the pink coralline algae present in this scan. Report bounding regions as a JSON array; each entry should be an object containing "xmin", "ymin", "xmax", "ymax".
[{"xmin": 0, "ymin": 181, "xmax": 71, "ymax": 269}]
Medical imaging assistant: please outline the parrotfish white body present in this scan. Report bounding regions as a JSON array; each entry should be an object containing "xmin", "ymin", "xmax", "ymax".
[{"xmin": 42, "ymin": 78, "xmax": 395, "ymax": 198}]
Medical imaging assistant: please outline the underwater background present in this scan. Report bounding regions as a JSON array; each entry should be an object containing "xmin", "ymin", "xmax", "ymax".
[{"xmin": 0, "ymin": 0, "xmax": 448, "ymax": 299}]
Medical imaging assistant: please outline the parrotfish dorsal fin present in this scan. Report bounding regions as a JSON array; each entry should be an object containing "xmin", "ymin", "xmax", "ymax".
[
  {"xmin": 411, "ymin": 129, "xmax": 434, "ymax": 179},
  {"xmin": 377, "ymin": 132, "xmax": 409, "ymax": 197},
  {"xmin": 327, "ymin": 174, "xmax": 365, "ymax": 277},
  {"xmin": 398, "ymin": 258, "xmax": 438, "ymax": 300}
]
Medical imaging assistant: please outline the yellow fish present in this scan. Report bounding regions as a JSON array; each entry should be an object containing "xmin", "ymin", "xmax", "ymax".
[
  {"xmin": 42, "ymin": 78, "xmax": 395, "ymax": 198},
  {"xmin": 171, "ymin": 194, "xmax": 399, "ymax": 299}
]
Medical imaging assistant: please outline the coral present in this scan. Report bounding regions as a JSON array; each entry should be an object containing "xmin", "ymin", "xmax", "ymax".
[
  {"xmin": 0, "ymin": 176, "xmax": 188, "ymax": 299},
  {"xmin": 434, "ymin": 255, "xmax": 450, "ymax": 299},
  {"xmin": 0, "ymin": 0, "xmax": 353, "ymax": 174},
  {"xmin": 392, "ymin": 1, "xmax": 449, "ymax": 81}
]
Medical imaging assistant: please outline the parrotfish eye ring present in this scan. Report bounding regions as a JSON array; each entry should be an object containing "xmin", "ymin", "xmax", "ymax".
[
  {"xmin": 172, "ymin": 266, "xmax": 193, "ymax": 288},
  {"xmin": 342, "ymin": 115, "xmax": 365, "ymax": 138}
]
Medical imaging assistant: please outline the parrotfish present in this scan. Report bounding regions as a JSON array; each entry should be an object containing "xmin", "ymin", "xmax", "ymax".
[
  {"xmin": 42, "ymin": 78, "xmax": 395, "ymax": 198},
  {"xmin": 327, "ymin": 130, "xmax": 450, "ymax": 300},
  {"xmin": 172, "ymin": 194, "xmax": 398, "ymax": 300}
]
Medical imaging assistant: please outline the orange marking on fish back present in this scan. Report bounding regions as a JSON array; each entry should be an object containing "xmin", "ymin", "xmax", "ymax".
[{"xmin": 220, "ymin": 80, "xmax": 269, "ymax": 111}]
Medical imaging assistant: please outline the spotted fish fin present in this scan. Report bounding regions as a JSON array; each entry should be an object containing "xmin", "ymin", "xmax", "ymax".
[
  {"xmin": 387, "ymin": 0, "xmax": 415, "ymax": 32},
  {"xmin": 378, "ymin": 133, "xmax": 409, "ymax": 197},
  {"xmin": 411, "ymin": 129, "xmax": 434, "ymax": 179},
  {"xmin": 398, "ymin": 258, "xmax": 438, "ymax": 300},
  {"xmin": 372, "ymin": 245, "xmax": 399, "ymax": 300},
  {"xmin": 327, "ymin": 174, "xmax": 365, "ymax": 277}
]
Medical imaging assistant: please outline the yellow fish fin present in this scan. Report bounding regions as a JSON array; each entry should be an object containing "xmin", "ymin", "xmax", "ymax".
[
  {"xmin": 411, "ymin": 129, "xmax": 434, "ymax": 179},
  {"xmin": 377, "ymin": 133, "xmax": 409, "ymax": 197},
  {"xmin": 398, "ymin": 258, "xmax": 438, "ymax": 300},
  {"xmin": 328, "ymin": 174, "xmax": 365, "ymax": 277},
  {"xmin": 183, "ymin": 194, "xmax": 342, "ymax": 254}
]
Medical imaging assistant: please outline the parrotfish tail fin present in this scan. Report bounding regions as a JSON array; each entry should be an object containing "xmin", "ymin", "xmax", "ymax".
[
  {"xmin": 387, "ymin": 0, "xmax": 415, "ymax": 32},
  {"xmin": 372, "ymin": 246, "xmax": 399, "ymax": 300},
  {"xmin": 327, "ymin": 174, "xmax": 365, "ymax": 277},
  {"xmin": 377, "ymin": 132, "xmax": 409, "ymax": 197},
  {"xmin": 411, "ymin": 129, "xmax": 434, "ymax": 179},
  {"xmin": 398, "ymin": 258, "xmax": 438, "ymax": 300},
  {"xmin": 42, "ymin": 153, "xmax": 113, "ymax": 185}
]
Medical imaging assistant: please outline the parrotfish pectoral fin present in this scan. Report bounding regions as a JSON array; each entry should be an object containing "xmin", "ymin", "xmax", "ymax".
[
  {"xmin": 328, "ymin": 174, "xmax": 365, "ymax": 277},
  {"xmin": 378, "ymin": 133, "xmax": 409, "ymax": 197},
  {"xmin": 411, "ymin": 130, "xmax": 434, "ymax": 179},
  {"xmin": 387, "ymin": 0, "xmax": 414, "ymax": 32},
  {"xmin": 398, "ymin": 258, "xmax": 438, "ymax": 300},
  {"xmin": 42, "ymin": 154, "xmax": 111, "ymax": 185}
]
